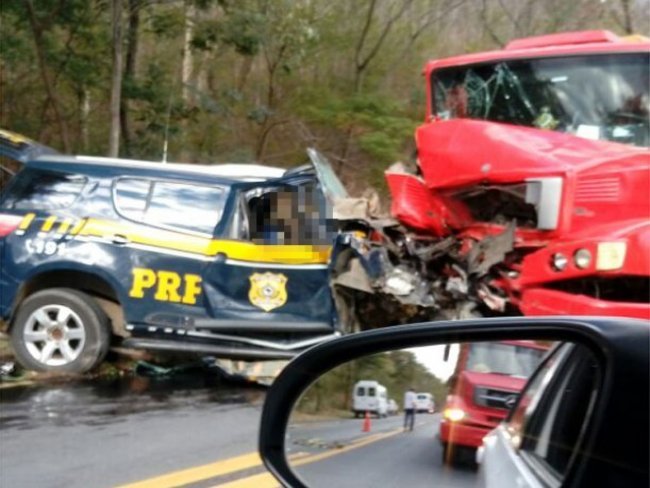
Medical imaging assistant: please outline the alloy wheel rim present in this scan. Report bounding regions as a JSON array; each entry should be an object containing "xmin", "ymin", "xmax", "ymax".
[{"xmin": 23, "ymin": 305, "xmax": 86, "ymax": 366}]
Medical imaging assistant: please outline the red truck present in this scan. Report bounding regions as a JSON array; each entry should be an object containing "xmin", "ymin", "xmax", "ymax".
[
  {"xmin": 332, "ymin": 30, "xmax": 649, "ymax": 326},
  {"xmin": 439, "ymin": 340, "xmax": 548, "ymax": 465}
]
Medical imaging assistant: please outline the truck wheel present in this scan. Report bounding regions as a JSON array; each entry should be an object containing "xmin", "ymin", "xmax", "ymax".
[{"xmin": 10, "ymin": 288, "xmax": 111, "ymax": 373}]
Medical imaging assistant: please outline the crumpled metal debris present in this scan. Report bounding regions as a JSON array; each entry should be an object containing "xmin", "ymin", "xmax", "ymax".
[{"xmin": 467, "ymin": 222, "xmax": 515, "ymax": 276}]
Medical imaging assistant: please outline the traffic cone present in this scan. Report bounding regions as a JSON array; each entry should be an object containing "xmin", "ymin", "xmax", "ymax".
[{"xmin": 362, "ymin": 410, "xmax": 371, "ymax": 432}]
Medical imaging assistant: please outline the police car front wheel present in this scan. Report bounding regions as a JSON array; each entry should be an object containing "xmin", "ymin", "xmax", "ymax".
[{"xmin": 10, "ymin": 288, "xmax": 111, "ymax": 373}]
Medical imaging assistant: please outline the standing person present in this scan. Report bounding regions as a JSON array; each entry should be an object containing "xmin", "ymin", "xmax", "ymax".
[{"xmin": 403, "ymin": 387, "xmax": 416, "ymax": 432}]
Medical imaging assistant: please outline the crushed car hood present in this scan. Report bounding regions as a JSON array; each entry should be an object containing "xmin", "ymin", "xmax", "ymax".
[{"xmin": 416, "ymin": 119, "xmax": 648, "ymax": 189}]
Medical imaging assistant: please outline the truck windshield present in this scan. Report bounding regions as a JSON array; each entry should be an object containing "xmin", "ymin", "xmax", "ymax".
[
  {"xmin": 433, "ymin": 52, "xmax": 650, "ymax": 147},
  {"xmin": 466, "ymin": 342, "xmax": 546, "ymax": 378}
]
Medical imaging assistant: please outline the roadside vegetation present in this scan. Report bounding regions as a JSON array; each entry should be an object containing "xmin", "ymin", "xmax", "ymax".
[
  {"xmin": 2, "ymin": 0, "xmax": 646, "ymax": 191},
  {"xmin": 295, "ymin": 349, "xmax": 448, "ymax": 416}
]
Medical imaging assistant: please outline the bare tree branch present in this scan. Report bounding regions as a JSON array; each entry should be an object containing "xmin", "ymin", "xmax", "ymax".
[
  {"xmin": 25, "ymin": 0, "xmax": 71, "ymax": 152},
  {"xmin": 480, "ymin": 0, "xmax": 506, "ymax": 47}
]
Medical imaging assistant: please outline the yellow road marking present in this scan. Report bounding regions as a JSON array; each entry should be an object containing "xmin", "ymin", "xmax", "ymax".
[
  {"xmin": 118, "ymin": 428, "xmax": 400, "ymax": 488},
  {"xmin": 118, "ymin": 451, "xmax": 311, "ymax": 488},
  {"xmin": 213, "ymin": 428, "xmax": 402, "ymax": 488},
  {"xmin": 213, "ymin": 472, "xmax": 279, "ymax": 488},
  {"xmin": 116, "ymin": 452, "xmax": 263, "ymax": 488},
  {"xmin": 41, "ymin": 215, "xmax": 57, "ymax": 232}
]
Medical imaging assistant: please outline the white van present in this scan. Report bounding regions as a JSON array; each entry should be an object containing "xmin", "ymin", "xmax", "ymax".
[
  {"xmin": 414, "ymin": 392, "xmax": 435, "ymax": 413},
  {"xmin": 353, "ymin": 380, "xmax": 388, "ymax": 418}
]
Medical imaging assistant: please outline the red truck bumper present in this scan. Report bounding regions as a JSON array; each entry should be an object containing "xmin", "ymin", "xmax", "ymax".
[
  {"xmin": 520, "ymin": 288, "xmax": 650, "ymax": 319},
  {"xmin": 439, "ymin": 419, "xmax": 491, "ymax": 449}
]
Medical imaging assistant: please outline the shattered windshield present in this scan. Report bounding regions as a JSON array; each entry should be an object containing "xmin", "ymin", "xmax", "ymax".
[
  {"xmin": 466, "ymin": 342, "xmax": 546, "ymax": 378},
  {"xmin": 433, "ymin": 53, "xmax": 650, "ymax": 147}
]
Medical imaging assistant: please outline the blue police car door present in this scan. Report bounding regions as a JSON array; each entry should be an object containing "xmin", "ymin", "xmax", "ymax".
[{"xmin": 197, "ymin": 151, "xmax": 339, "ymax": 337}]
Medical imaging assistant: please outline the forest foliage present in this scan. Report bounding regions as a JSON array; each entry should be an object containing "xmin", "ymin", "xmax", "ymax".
[
  {"xmin": 2, "ymin": 0, "xmax": 648, "ymax": 190},
  {"xmin": 296, "ymin": 349, "xmax": 449, "ymax": 415}
]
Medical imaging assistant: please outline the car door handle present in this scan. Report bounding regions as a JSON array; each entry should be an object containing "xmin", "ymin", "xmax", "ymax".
[{"xmin": 111, "ymin": 234, "xmax": 130, "ymax": 245}]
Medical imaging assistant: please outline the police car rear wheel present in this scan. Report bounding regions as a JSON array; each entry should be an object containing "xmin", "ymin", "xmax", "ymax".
[{"xmin": 10, "ymin": 288, "xmax": 111, "ymax": 373}]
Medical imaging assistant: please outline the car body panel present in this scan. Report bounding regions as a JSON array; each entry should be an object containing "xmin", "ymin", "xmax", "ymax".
[
  {"xmin": 480, "ymin": 426, "xmax": 545, "ymax": 488},
  {"xmin": 0, "ymin": 129, "xmax": 59, "ymax": 163}
]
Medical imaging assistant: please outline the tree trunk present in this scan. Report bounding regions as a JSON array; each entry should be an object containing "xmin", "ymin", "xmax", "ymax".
[
  {"xmin": 79, "ymin": 88, "xmax": 90, "ymax": 152},
  {"xmin": 120, "ymin": 0, "xmax": 141, "ymax": 157},
  {"xmin": 182, "ymin": 1, "xmax": 195, "ymax": 104},
  {"xmin": 109, "ymin": 0, "xmax": 123, "ymax": 157},
  {"xmin": 620, "ymin": 0, "xmax": 633, "ymax": 34},
  {"xmin": 25, "ymin": 0, "xmax": 71, "ymax": 152}
]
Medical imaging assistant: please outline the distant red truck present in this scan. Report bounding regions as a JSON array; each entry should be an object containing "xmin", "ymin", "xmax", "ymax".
[
  {"xmin": 342, "ymin": 30, "xmax": 649, "ymax": 321},
  {"xmin": 439, "ymin": 340, "xmax": 548, "ymax": 465}
]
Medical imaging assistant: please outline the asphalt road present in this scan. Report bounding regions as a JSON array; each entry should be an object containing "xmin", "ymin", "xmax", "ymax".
[
  {"xmin": 289, "ymin": 414, "xmax": 479, "ymax": 488},
  {"xmin": 0, "ymin": 372, "xmax": 266, "ymax": 488},
  {"xmin": 1, "ymin": 375, "xmax": 478, "ymax": 488}
]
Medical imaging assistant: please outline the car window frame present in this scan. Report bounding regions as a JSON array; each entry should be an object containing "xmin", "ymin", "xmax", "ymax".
[
  {"xmin": 503, "ymin": 343, "xmax": 571, "ymax": 487},
  {"xmin": 1, "ymin": 167, "xmax": 88, "ymax": 211},
  {"xmin": 112, "ymin": 176, "xmax": 227, "ymax": 238},
  {"xmin": 519, "ymin": 344, "xmax": 602, "ymax": 484},
  {"xmin": 505, "ymin": 342, "xmax": 602, "ymax": 487}
]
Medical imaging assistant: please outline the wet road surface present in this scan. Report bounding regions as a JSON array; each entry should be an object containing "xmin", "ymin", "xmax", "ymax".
[{"xmin": 0, "ymin": 369, "xmax": 266, "ymax": 488}]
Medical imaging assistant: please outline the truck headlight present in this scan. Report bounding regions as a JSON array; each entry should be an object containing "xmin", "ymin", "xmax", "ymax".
[
  {"xmin": 443, "ymin": 408, "xmax": 466, "ymax": 422},
  {"xmin": 574, "ymin": 248, "xmax": 592, "ymax": 269},
  {"xmin": 551, "ymin": 253, "xmax": 568, "ymax": 271},
  {"xmin": 596, "ymin": 242, "xmax": 627, "ymax": 270}
]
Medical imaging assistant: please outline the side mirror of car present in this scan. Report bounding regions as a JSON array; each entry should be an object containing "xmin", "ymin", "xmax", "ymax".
[{"xmin": 258, "ymin": 317, "xmax": 649, "ymax": 488}]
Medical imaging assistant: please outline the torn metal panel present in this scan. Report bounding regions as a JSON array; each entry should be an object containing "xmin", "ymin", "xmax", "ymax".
[
  {"xmin": 467, "ymin": 222, "xmax": 516, "ymax": 276},
  {"xmin": 330, "ymin": 257, "xmax": 374, "ymax": 294}
]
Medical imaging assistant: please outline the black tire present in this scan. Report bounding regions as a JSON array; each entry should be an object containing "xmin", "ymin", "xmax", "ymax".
[{"xmin": 10, "ymin": 288, "xmax": 111, "ymax": 373}]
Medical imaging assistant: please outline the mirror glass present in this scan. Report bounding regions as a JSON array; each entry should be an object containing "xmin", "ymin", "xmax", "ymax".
[{"xmin": 285, "ymin": 339, "xmax": 596, "ymax": 487}]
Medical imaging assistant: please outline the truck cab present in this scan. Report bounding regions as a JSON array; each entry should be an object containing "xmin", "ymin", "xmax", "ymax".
[{"xmin": 332, "ymin": 30, "xmax": 649, "ymax": 326}]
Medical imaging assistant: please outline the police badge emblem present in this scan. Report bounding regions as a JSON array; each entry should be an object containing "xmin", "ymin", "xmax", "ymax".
[{"xmin": 248, "ymin": 272, "xmax": 288, "ymax": 312}]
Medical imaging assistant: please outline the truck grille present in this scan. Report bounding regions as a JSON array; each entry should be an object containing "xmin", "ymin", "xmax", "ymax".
[
  {"xmin": 575, "ymin": 176, "xmax": 621, "ymax": 203},
  {"xmin": 473, "ymin": 387, "xmax": 519, "ymax": 411}
]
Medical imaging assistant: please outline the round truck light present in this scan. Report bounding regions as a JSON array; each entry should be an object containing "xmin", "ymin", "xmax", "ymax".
[
  {"xmin": 574, "ymin": 249, "xmax": 592, "ymax": 269},
  {"xmin": 551, "ymin": 253, "xmax": 568, "ymax": 271},
  {"xmin": 443, "ymin": 408, "xmax": 466, "ymax": 422}
]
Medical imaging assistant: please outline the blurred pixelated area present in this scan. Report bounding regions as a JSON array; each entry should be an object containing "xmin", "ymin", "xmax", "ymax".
[{"xmin": 248, "ymin": 185, "xmax": 335, "ymax": 245}]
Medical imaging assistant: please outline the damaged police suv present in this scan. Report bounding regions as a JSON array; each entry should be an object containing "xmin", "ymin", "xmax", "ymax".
[{"xmin": 0, "ymin": 130, "xmax": 345, "ymax": 373}]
